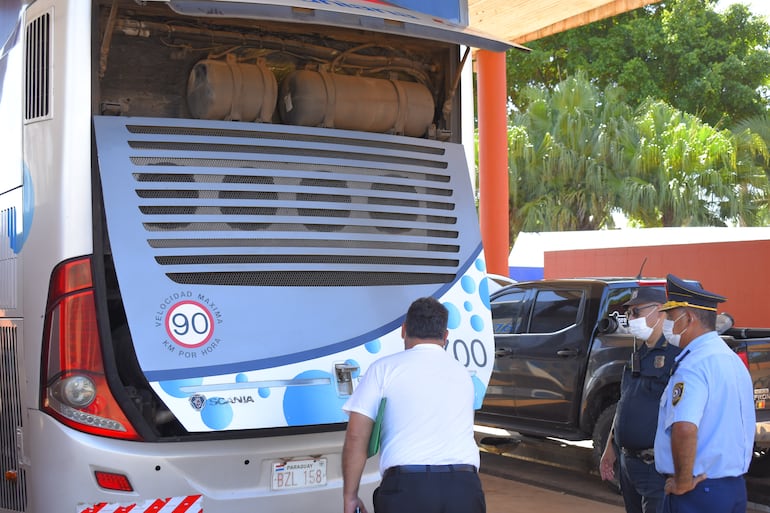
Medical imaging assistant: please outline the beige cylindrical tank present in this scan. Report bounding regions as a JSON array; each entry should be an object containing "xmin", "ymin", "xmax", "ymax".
[
  {"xmin": 279, "ymin": 70, "xmax": 434, "ymax": 137},
  {"xmin": 187, "ymin": 57, "xmax": 277, "ymax": 122}
]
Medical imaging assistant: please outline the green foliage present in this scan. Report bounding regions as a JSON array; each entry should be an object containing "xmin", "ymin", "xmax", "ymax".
[
  {"xmin": 507, "ymin": 72, "xmax": 631, "ymax": 233},
  {"xmin": 505, "ymin": 0, "xmax": 770, "ymax": 126},
  {"xmin": 622, "ymin": 99, "xmax": 768, "ymax": 226},
  {"xmin": 505, "ymin": 74, "xmax": 770, "ymax": 241},
  {"xmin": 496, "ymin": 0, "xmax": 770, "ymax": 243}
]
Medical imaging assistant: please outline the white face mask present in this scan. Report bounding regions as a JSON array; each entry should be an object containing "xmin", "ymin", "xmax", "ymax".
[
  {"xmin": 628, "ymin": 316, "xmax": 654, "ymax": 341},
  {"xmin": 662, "ymin": 313, "xmax": 687, "ymax": 347}
]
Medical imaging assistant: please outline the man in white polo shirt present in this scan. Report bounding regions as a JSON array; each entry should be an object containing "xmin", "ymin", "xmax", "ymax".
[{"xmin": 341, "ymin": 297, "xmax": 484, "ymax": 513}]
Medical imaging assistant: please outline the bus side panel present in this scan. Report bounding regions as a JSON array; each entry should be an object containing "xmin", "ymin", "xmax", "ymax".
[
  {"xmin": 13, "ymin": 2, "xmax": 94, "ymax": 512},
  {"xmin": 0, "ymin": 0, "xmax": 24, "ymax": 318},
  {"xmin": 18, "ymin": 0, "xmax": 95, "ymax": 374},
  {"xmin": 0, "ymin": 1, "xmax": 23, "ymax": 197},
  {"xmin": 1, "ymin": 3, "xmax": 29, "ymax": 512}
]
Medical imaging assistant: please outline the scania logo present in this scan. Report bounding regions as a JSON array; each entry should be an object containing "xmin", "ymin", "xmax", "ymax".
[
  {"xmin": 207, "ymin": 396, "xmax": 255, "ymax": 405},
  {"xmin": 189, "ymin": 394, "xmax": 206, "ymax": 411}
]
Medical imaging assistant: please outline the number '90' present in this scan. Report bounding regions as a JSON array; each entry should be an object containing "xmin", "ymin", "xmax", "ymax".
[{"xmin": 171, "ymin": 311, "xmax": 210, "ymax": 336}]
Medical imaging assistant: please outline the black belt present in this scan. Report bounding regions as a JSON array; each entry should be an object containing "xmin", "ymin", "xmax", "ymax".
[
  {"xmin": 383, "ymin": 464, "xmax": 477, "ymax": 478},
  {"xmin": 621, "ymin": 447, "xmax": 655, "ymax": 464}
]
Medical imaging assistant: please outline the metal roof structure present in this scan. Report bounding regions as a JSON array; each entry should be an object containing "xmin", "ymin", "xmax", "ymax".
[{"xmin": 469, "ymin": 0, "xmax": 659, "ymax": 44}]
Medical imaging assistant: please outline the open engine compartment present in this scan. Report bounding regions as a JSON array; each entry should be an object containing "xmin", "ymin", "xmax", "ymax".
[{"xmin": 95, "ymin": 1, "xmax": 463, "ymax": 140}]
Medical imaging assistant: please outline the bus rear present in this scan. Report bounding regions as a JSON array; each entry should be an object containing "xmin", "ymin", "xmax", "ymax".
[{"xmin": 0, "ymin": 1, "xmax": 507, "ymax": 511}]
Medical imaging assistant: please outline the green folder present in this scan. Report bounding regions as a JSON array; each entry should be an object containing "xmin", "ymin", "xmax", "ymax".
[{"xmin": 367, "ymin": 398, "xmax": 387, "ymax": 458}]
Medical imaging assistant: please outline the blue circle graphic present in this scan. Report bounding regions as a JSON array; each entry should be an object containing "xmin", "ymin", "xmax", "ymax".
[
  {"xmin": 444, "ymin": 302, "xmax": 461, "ymax": 329},
  {"xmin": 470, "ymin": 315, "xmax": 484, "ymax": 332},
  {"xmin": 472, "ymin": 375, "xmax": 487, "ymax": 410},
  {"xmin": 479, "ymin": 278, "xmax": 491, "ymax": 309},
  {"xmin": 365, "ymin": 339, "xmax": 382, "ymax": 354},
  {"xmin": 201, "ymin": 398, "xmax": 234, "ymax": 429},
  {"xmin": 461, "ymin": 275, "xmax": 476, "ymax": 294},
  {"xmin": 283, "ymin": 370, "xmax": 348, "ymax": 425}
]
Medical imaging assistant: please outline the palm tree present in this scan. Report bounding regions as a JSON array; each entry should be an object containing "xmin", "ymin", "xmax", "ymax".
[
  {"xmin": 730, "ymin": 113, "xmax": 770, "ymax": 224},
  {"xmin": 620, "ymin": 100, "xmax": 768, "ymax": 226},
  {"xmin": 507, "ymin": 73, "xmax": 630, "ymax": 237}
]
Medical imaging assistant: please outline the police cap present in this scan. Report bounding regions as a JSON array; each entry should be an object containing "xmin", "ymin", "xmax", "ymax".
[{"xmin": 659, "ymin": 274, "xmax": 726, "ymax": 312}]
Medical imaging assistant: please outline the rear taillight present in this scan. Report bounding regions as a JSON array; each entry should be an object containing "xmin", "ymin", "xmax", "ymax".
[{"xmin": 41, "ymin": 257, "xmax": 141, "ymax": 440}]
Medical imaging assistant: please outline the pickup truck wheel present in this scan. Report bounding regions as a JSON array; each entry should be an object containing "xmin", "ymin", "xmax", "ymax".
[{"xmin": 592, "ymin": 403, "xmax": 620, "ymax": 494}]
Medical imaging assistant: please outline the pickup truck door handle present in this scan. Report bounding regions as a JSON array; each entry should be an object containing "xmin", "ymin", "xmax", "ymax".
[
  {"xmin": 556, "ymin": 348, "xmax": 579, "ymax": 357},
  {"xmin": 495, "ymin": 347, "xmax": 513, "ymax": 357}
]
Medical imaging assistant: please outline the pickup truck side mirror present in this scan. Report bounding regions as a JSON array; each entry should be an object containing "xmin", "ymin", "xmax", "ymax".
[
  {"xmin": 716, "ymin": 312, "xmax": 734, "ymax": 334},
  {"xmin": 597, "ymin": 316, "xmax": 619, "ymax": 334}
]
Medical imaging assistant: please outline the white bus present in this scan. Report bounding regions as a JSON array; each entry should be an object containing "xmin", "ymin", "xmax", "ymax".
[{"xmin": 0, "ymin": 1, "xmax": 507, "ymax": 511}]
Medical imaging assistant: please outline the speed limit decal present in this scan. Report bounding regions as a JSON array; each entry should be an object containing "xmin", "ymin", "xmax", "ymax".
[
  {"xmin": 154, "ymin": 292, "xmax": 224, "ymax": 360},
  {"xmin": 165, "ymin": 300, "xmax": 214, "ymax": 348}
]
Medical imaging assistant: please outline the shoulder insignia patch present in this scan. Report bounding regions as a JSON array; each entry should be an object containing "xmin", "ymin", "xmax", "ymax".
[
  {"xmin": 672, "ymin": 382, "xmax": 684, "ymax": 406},
  {"xmin": 655, "ymin": 355, "xmax": 665, "ymax": 368}
]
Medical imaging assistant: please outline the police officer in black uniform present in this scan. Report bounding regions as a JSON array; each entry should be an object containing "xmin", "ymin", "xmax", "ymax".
[{"xmin": 600, "ymin": 287, "xmax": 680, "ymax": 513}]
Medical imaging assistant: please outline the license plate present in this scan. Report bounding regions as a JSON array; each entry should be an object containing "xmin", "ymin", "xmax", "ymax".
[{"xmin": 271, "ymin": 458, "xmax": 327, "ymax": 490}]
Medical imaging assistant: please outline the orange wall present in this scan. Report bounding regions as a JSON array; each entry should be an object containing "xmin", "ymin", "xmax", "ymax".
[{"xmin": 544, "ymin": 240, "xmax": 769, "ymax": 327}]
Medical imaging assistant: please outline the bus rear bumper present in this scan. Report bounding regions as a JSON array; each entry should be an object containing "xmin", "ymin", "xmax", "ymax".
[{"xmin": 24, "ymin": 411, "xmax": 379, "ymax": 513}]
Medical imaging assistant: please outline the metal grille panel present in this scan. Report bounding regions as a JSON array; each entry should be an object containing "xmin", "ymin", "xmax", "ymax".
[
  {"xmin": 94, "ymin": 116, "xmax": 483, "ymax": 380},
  {"xmin": 0, "ymin": 325, "xmax": 27, "ymax": 512},
  {"xmin": 120, "ymin": 122, "xmax": 465, "ymax": 287},
  {"xmin": 24, "ymin": 12, "xmax": 50, "ymax": 121}
]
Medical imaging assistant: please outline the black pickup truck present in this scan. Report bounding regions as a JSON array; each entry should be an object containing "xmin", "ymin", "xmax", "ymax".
[{"xmin": 476, "ymin": 278, "xmax": 770, "ymax": 467}]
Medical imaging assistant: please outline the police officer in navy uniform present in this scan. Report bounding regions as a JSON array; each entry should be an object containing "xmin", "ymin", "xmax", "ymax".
[
  {"xmin": 654, "ymin": 274, "xmax": 755, "ymax": 513},
  {"xmin": 600, "ymin": 286, "xmax": 680, "ymax": 513}
]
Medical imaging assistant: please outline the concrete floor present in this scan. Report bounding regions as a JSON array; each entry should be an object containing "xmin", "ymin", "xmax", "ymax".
[{"xmin": 482, "ymin": 472, "xmax": 623, "ymax": 513}]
